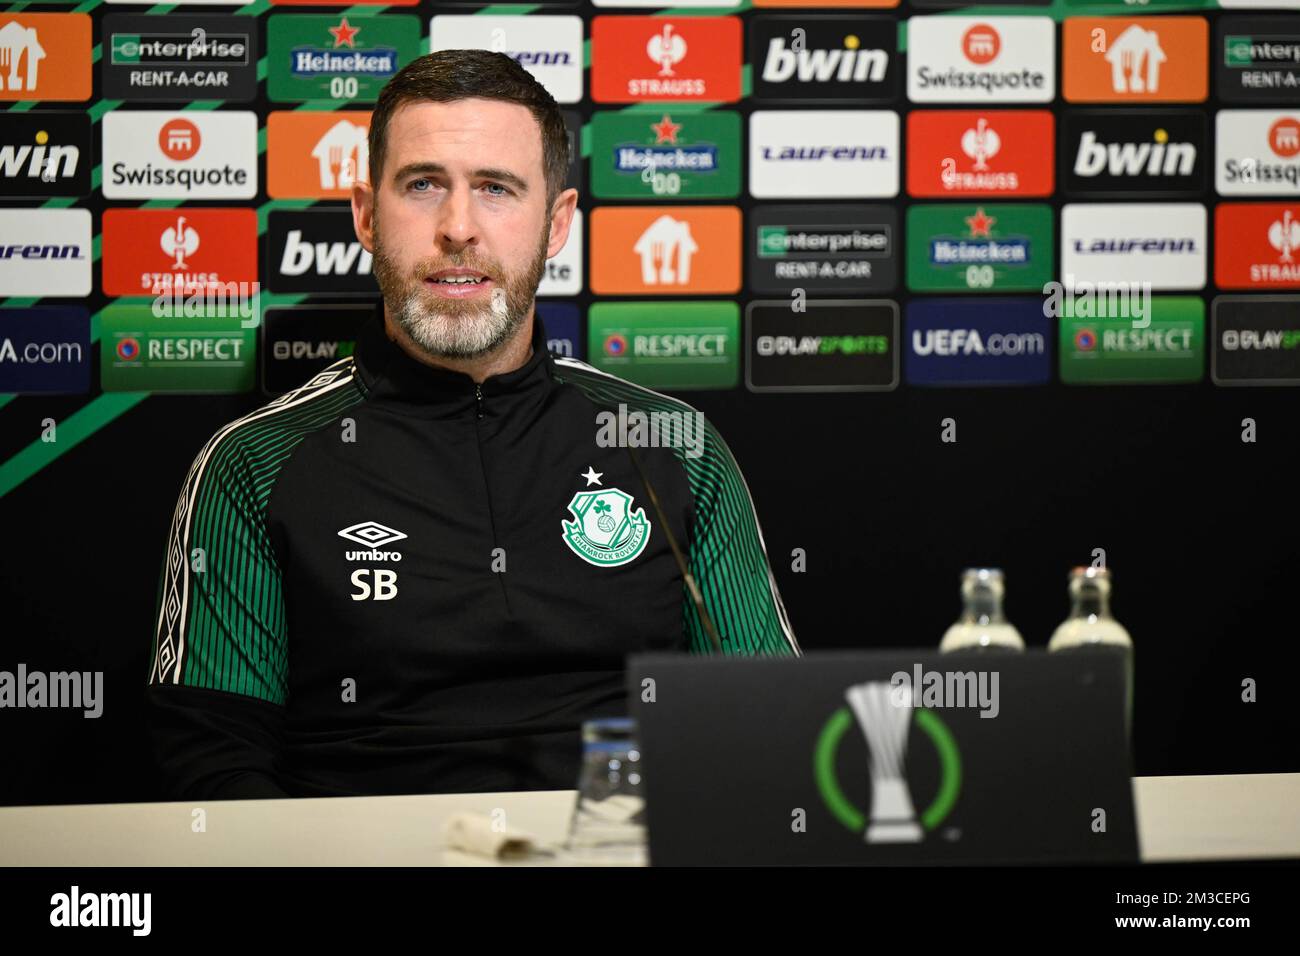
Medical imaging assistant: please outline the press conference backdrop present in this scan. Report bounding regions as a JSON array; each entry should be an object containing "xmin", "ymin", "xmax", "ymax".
[{"xmin": 2, "ymin": 0, "xmax": 1298, "ymax": 806}]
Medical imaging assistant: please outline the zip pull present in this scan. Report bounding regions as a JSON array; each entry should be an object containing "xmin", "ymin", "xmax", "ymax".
[{"xmin": 475, "ymin": 383, "xmax": 484, "ymax": 420}]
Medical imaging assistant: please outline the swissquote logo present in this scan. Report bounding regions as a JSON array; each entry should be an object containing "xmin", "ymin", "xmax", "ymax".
[
  {"xmin": 102, "ymin": 110, "xmax": 258, "ymax": 199},
  {"xmin": 1216, "ymin": 111, "xmax": 1300, "ymax": 195},
  {"xmin": 560, "ymin": 467, "xmax": 651, "ymax": 568},
  {"xmin": 814, "ymin": 681, "xmax": 961, "ymax": 844},
  {"xmin": 907, "ymin": 16, "xmax": 1055, "ymax": 104}
]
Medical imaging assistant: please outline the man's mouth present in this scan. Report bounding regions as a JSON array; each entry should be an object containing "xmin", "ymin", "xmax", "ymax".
[{"xmin": 423, "ymin": 269, "xmax": 494, "ymax": 298}]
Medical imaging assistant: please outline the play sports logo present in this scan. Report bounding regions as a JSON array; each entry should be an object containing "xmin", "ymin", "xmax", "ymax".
[
  {"xmin": 102, "ymin": 110, "xmax": 257, "ymax": 199},
  {"xmin": 906, "ymin": 110, "xmax": 1054, "ymax": 197},
  {"xmin": 746, "ymin": 299, "xmax": 897, "ymax": 393},
  {"xmin": 907, "ymin": 16, "xmax": 1055, "ymax": 104},
  {"xmin": 1063, "ymin": 16, "xmax": 1208, "ymax": 103},
  {"xmin": 1212, "ymin": 295, "xmax": 1300, "ymax": 386},
  {"xmin": 1216, "ymin": 111, "xmax": 1300, "ymax": 195}
]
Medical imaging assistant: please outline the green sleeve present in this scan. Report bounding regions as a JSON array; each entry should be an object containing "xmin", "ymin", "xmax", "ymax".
[
  {"xmin": 149, "ymin": 435, "xmax": 289, "ymax": 705},
  {"xmin": 684, "ymin": 419, "xmax": 801, "ymax": 657}
]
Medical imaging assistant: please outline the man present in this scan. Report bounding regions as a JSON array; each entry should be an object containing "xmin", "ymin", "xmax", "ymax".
[{"xmin": 146, "ymin": 50, "xmax": 799, "ymax": 801}]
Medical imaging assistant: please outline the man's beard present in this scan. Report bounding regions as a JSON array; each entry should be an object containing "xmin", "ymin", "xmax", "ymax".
[{"xmin": 370, "ymin": 212, "xmax": 550, "ymax": 360}]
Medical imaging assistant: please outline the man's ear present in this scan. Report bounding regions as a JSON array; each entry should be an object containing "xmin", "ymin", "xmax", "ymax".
[
  {"xmin": 352, "ymin": 177, "xmax": 376, "ymax": 253},
  {"xmin": 546, "ymin": 187, "xmax": 579, "ymax": 259}
]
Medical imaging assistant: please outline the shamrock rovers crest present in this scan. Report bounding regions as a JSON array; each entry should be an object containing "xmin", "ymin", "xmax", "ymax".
[{"xmin": 561, "ymin": 486, "xmax": 652, "ymax": 567}]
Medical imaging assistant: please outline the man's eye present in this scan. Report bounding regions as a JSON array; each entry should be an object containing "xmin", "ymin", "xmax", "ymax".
[
  {"xmin": 483, "ymin": 183, "xmax": 510, "ymax": 196},
  {"xmin": 409, "ymin": 178, "xmax": 431, "ymax": 192}
]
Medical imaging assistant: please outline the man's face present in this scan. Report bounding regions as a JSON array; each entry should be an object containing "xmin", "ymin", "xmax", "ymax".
[{"xmin": 353, "ymin": 97, "xmax": 578, "ymax": 359}]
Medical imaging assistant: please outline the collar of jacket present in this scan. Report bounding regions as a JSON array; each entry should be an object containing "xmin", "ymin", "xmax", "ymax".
[{"xmin": 351, "ymin": 299, "xmax": 558, "ymax": 419}]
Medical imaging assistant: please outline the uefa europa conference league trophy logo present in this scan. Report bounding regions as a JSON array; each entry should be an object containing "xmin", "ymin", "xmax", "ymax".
[{"xmin": 815, "ymin": 681, "xmax": 962, "ymax": 845}]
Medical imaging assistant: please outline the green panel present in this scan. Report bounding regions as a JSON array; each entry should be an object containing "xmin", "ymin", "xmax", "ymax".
[
  {"xmin": 267, "ymin": 14, "xmax": 421, "ymax": 103},
  {"xmin": 1059, "ymin": 296, "xmax": 1205, "ymax": 384},
  {"xmin": 101, "ymin": 302, "xmax": 256, "ymax": 392},
  {"xmin": 588, "ymin": 301, "xmax": 740, "ymax": 390},
  {"xmin": 907, "ymin": 203, "xmax": 1054, "ymax": 293},
  {"xmin": 590, "ymin": 110, "xmax": 741, "ymax": 200}
]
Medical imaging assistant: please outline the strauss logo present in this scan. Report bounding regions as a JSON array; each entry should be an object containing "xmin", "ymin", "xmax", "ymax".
[
  {"xmin": 160, "ymin": 215, "xmax": 199, "ymax": 270},
  {"xmin": 960, "ymin": 117, "xmax": 1001, "ymax": 171},
  {"xmin": 646, "ymin": 23, "xmax": 686, "ymax": 78}
]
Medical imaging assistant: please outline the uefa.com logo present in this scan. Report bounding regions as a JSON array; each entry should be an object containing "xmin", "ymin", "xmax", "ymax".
[
  {"xmin": 150, "ymin": 280, "xmax": 261, "ymax": 327},
  {"xmin": 814, "ymin": 681, "xmax": 962, "ymax": 844}
]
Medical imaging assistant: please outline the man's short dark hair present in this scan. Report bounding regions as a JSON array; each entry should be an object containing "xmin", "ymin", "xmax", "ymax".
[{"xmin": 368, "ymin": 49, "xmax": 570, "ymax": 205}]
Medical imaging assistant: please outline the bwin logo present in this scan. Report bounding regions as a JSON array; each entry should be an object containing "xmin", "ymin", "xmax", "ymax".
[
  {"xmin": 0, "ymin": 131, "xmax": 79, "ymax": 182},
  {"xmin": 279, "ymin": 230, "xmax": 373, "ymax": 276},
  {"xmin": 1074, "ymin": 128, "xmax": 1195, "ymax": 178},
  {"xmin": 762, "ymin": 34, "xmax": 888, "ymax": 84}
]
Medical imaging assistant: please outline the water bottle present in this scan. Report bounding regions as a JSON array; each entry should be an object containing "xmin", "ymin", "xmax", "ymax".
[{"xmin": 939, "ymin": 568, "xmax": 1025, "ymax": 653}]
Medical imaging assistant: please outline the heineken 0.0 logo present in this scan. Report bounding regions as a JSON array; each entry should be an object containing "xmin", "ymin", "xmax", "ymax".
[
  {"xmin": 814, "ymin": 681, "xmax": 962, "ymax": 843},
  {"xmin": 561, "ymin": 487, "xmax": 651, "ymax": 567}
]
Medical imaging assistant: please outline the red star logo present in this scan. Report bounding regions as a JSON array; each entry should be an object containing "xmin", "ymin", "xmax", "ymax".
[
  {"xmin": 651, "ymin": 115, "xmax": 681, "ymax": 145},
  {"xmin": 965, "ymin": 207, "xmax": 996, "ymax": 237},
  {"xmin": 329, "ymin": 17, "xmax": 360, "ymax": 49}
]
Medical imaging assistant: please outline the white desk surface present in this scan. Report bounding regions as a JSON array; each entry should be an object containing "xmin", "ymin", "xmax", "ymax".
[{"xmin": 1, "ymin": 773, "xmax": 1297, "ymax": 866}]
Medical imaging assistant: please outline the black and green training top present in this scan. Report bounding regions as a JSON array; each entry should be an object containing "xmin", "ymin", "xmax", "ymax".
[{"xmin": 146, "ymin": 304, "xmax": 800, "ymax": 800}]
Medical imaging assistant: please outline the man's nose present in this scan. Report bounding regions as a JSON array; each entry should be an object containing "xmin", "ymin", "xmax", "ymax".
[{"xmin": 436, "ymin": 185, "xmax": 479, "ymax": 248}]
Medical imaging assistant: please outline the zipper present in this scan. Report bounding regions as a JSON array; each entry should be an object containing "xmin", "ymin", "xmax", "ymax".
[{"xmin": 471, "ymin": 380, "xmax": 509, "ymax": 610}]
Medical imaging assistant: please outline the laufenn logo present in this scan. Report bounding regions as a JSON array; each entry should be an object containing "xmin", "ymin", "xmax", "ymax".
[{"xmin": 50, "ymin": 886, "xmax": 150, "ymax": 936}]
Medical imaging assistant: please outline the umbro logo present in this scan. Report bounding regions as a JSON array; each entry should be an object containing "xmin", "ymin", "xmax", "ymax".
[{"xmin": 337, "ymin": 521, "xmax": 407, "ymax": 547}]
